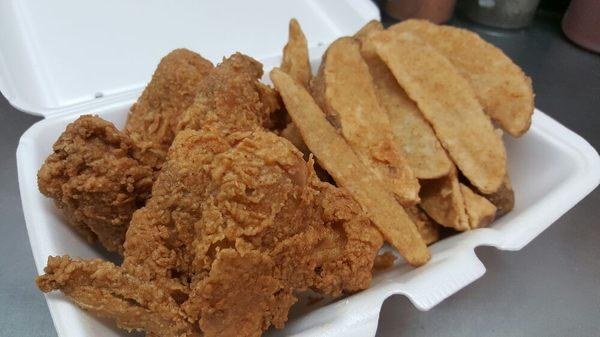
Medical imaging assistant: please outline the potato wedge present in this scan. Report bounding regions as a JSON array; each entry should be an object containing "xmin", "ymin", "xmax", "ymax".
[
  {"xmin": 460, "ymin": 183, "xmax": 497, "ymax": 229},
  {"xmin": 280, "ymin": 122, "xmax": 309, "ymax": 157},
  {"xmin": 355, "ymin": 23, "xmax": 453, "ymax": 179},
  {"xmin": 271, "ymin": 68, "xmax": 430, "ymax": 266},
  {"xmin": 419, "ymin": 171, "xmax": 469, "ymax": 231},
  {"xmin": 280, "ymin": 19, "xmax": 312, "ymax": 158},
  {"xmin": 484, "ymin": 175, "xmax": 515, "ymax": 217},
  {"xmin": 406, "ymin": 205, "xmax": 441, "ymax": 245},
  {"xmin": 371, "ymin": 30, "xmax": 506, "ymax": 194},
  {"xmin": 390, "ymin": 19, "xmax": 534, "ymax": 137},
  {"xmin": 311, "ymin": 37, "xmax": 419, "ymax": 205},
  {"xmin": 281, "ymin": 18, "xmax": 311, "ymax": 88},
  {"xmin": 354, "ymin": 20, "xmax": 384, "ymax": 42}
]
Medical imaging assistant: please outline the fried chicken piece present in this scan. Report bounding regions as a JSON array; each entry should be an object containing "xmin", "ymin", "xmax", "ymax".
[
  {"xmin": 121, "ymin": 125, "xmax": 235, "ymax": 291},
  {"xmin": 38, "ymin": 127, "xmax": 381, "ymax": 337},
  {"xmin": 174, "ymin": 128, "xmax": 382, "ymax": 337},
  {"xmin": 176, "ymin": 53, "xmax": 281, "ymax": 133},
  {"xmin": 37, "ymin": 115, "xmax": 154, "ymax": 252},
  {"xmin": 38, "ymin": 50, "xmax": 213, "ymax": 253},
  {"xmin": 187, "ymin": 249, "xmax": 297, "ymax": 337},
  {"xmin": 36, "ymin": 256, "xmax": 199, "ymax": 337},
  {"xmin": 125, "ymin": 48, "xmax": 214, "ymax": 168}
]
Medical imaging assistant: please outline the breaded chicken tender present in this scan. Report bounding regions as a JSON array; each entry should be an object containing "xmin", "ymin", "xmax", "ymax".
[
  {"xmin": 38, "ymin": 126, "xmax": 382, "ymax": 337},
  {"xmin": 37, "ymin": 116, "xmax": 154, "ymax": 253}
]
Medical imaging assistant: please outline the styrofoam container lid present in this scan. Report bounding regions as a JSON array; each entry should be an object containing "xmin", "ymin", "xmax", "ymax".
[{"xmin": 0, "ymin": 0, "xmax": 379, "ymax": 117}]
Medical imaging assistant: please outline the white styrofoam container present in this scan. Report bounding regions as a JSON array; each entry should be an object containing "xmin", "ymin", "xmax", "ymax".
[{"xmin": 5, "ymin": 1, "xmax": 599, "ymax": 337}]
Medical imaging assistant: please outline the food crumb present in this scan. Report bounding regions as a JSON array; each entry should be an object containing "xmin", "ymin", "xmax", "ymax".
[{"xmin": 373, "ymin": 252, "xmax": 397, "ymax": 270}]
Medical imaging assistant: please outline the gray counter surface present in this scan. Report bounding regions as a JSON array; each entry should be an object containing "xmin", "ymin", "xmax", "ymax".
[{"xmin": 1, "ymin": 10, "xmax": 598, "ymax": 337}]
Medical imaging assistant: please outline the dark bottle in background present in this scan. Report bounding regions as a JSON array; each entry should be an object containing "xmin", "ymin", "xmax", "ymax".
[
  {"xmin": 381, "ymin": 0, "xmax": 457, "ymax": 24},
  {"xmin": 562, "ymin": 0, "xmax": 600, "ymax": 53}
]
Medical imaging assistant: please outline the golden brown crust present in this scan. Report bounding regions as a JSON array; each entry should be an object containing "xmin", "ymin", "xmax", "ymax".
[
  {"xmin": 174, "ymin": 128, "xmax": 381, "ymax": 336},
  {"xmin": 191, "ymin": 249, "xmax": 297, "ymax": 336},
  {"xmin": 37, "ymin": 115, "xmax": 154, "ymax": 253},
  {"xmin": 39, "ymin": 50, "xmax": 215, "ymax": 253}
]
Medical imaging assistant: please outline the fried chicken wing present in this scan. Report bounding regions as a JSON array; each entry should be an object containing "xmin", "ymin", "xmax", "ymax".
[
  {"xmin": 37, "ymin": 115, "xmax": 154, "ymax": 252},
  {"xmin": 125, "ymin": 48, "xmax": 214, "ymax": 168}
]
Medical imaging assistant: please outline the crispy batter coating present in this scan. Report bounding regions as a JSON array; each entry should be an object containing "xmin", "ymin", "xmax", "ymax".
[
  {"xmin": 37, "ymin": 115, "xmax": 154, "ymax": 252},
  {"xmin": 121, "ymin": 126, "xmax": 235, "ymax": 291},
  {"xmin": 125, "ymin": 48, "xmax": 214, "ymax": 168},
  {"xmin": 177, "ymin": 53, "xmax": 281, "ymax": 133}
]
